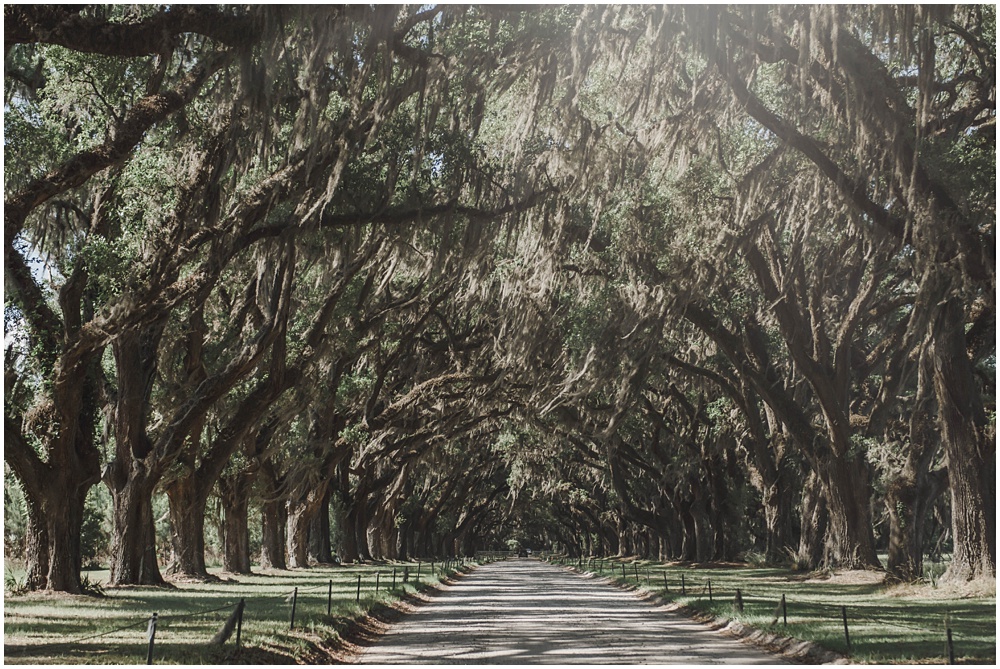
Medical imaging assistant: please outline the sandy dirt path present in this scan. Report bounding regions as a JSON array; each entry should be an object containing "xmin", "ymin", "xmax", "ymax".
[{"xmin": 358, "ymin": 558, "xmax": 783, "ymax": 664}]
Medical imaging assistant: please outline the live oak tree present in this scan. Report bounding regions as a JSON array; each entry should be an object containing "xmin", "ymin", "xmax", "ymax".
[
  {"xmin": 502, "ymin": 4, "xmax": 994, "ymax": 579},
  {"xmin": 4, "ymin": 5, "xmax": 264, "ymax": 592},
  {"xmin": 677, "ymin": 5, "xmax": 996, "ymax": 580},
  {"xmin": 5, "ymin": 4, "xmax": 548, "ymax": 589},
  {"xmin": 5, "ymin": 5, "xmax": 994, "ymax": 591}
]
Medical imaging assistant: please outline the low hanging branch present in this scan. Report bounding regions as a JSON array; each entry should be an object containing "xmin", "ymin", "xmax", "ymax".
[
  {"xmin": 4, "ymin": 52, "xmax": 230, "ymax": 241},
  {"xmin": 4, "ymin": 5, "xmax": 262, "ymax": 56}
]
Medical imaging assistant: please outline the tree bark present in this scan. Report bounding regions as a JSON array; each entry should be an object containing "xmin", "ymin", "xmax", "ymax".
[
  {"xmin": 5, "ymin": 355, "xmax": 102, "ymax": 593},
  {"xmin": 753, "ymin": 413, "xmax": 795, "ymax": 563},
  {"xmin": 219, "ymin": 472, "xmax": 253, "ymax": 574},
  {"xmin": 259, "ymin": 461, "xmax": 287, "ymax": 570},
  {"xmin": 22, "ymin": 493, "xmax": 49, "ymax": 590},
  {"xmin": 336, "ymin": 458, "xmax": 360, "ymax": 563},
  {"xmin": 796, "ymin": 471, "xmax": 828, "ymax": 569},
  {"xmin": 286, "ymin": 483, "xmax": 330, "ymax": 568},
  {"xmin": 617, "ymin": 515, "xmax": 633, "ymax": 558},
  {"xmin": 819, "ymin": 454, "xmax": 880, "ymax": 569},
  {"xmin": 107, "ymin": 325, "xmax": 168, "ymax": 586},
  {"xmin": 689, "ymin": 488, "xmax": 713, "ymax": 563},
  {"xmin": 164, "ymin": 475, "xmax": 211, "ymax": 579},
  {"xmin": 307, "ymin": 489, "xmax": 334, "ymax": 564},
  {"xmin": 886, "ymin": 354, "xmax": 947, "ymax": 581},
  {"xmin": 932, "ymin": 298, "xmax": 996, "ymax": 581},
  {"xmin": 42, "ymin": 483, "xmax": 91, "ymax": 592},
  {"xmin": 286, "ymin": 503, "xmax": 311, "ymax": 569},
  {"xmin": 366, "ymin": 522, "xmax": 383, "ymax": 560},
  {"xmin": 762, "ymin": 469, "xmax": 794, "ymax": 564},
  {"xmin": 340, "ymin": 505, "xmax": 360, "ymax": 563},
  {"xmin": 107, "ymin": 463, "xmax": 165, "ymax": 586},
  {"xmin": 355, "ymin": 494, "xmax": 374, "ymax": 561}
]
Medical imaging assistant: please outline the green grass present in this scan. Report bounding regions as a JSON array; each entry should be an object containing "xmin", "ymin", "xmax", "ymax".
[
  {"xmin": 558, "ymin": 556, "xmax": 996, "ymax": 665},
  {"xmin": 4, "ymin": 559, "xmax": 474, "ymax": 664},
  {"xmin": 7, "ymin": 557, "xmax": 994, "ymax": 664}
]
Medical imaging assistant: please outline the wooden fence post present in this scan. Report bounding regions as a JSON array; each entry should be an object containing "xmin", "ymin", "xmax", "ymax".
[
  {"xmin": 356, "ymin": 574, "xmax": 362, "ymax": 602},
  {"xmin": 681, "ymin": 573, "xmax": 686, "ymax": 595},
  {"xmin": 211, "ymin": 599, "xmax": 246, "ymax": 647},
  {"xmin": 236, "ymin": 598, "xmax": 244, "ymax": 650},
  {"xmin": 662, "ymin": 572, "xmax": 668, "ymax": 593},
  {"xmin": 290, "ymin": 587, "xmax": 298, "ymax": 630},
  {"xmin": 145, "ymin": 612, "xmax": 158, "ymax": 665},
  {"xmin": 782, "ymin": 594, "xmax": 787, "ymax": 625},
  {"xmin": 946, "ymin": 626, "xmax": 955, "ymax": 664},
  {"xmin": 327, "ymin": 580, "xmax": 333, "ymax": 616},
  {"xmin": 708, "ymin": 579, "xmax": 712, "ymax": 602},
  {"xmin": 841, "ymin": 605, "xmax": 851, "ymax": 654},
  {"xmin": 734, "ymin": 588, "xmax": 744, "ymax": 612}
]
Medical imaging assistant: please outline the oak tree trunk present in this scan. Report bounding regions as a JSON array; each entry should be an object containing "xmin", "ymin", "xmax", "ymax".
[
  {"xmin": 796, "ymin": 471, "xmax": 828, "ymax": 569},
  {"xmin": 820, "ymin": 454, "xmax": 881, "ymax": 569},
  {"xmin": 108, "ymin": 327, "xmax": 167, "ymax": 586},
  {"xmin": 107, "ymin": 464, "xmax": 165, "ymax": 586},
  {"xmin": 258, "ymin": 460, "xmax": 287, "ymax": 570},
  {"xmin": 260, "ymin": 498, "xmax": 287, "ymax": 570},
  {"xmin": 23, "ymin": 494, "xmax": 49, "ymax": 590},
  {"xmin": 760, "ymin": 477, "xmax": 794, "ymax": 564},
  {"xmin": 886, "ymin": 468, "xmax": 948, "ymax": 581},
  {"xmin": 689, "ymin": 493, "xmax": 713, "ymax": 563},
  {"xmin": 932, "ymin": 298, "xmax": 996, "ymax": 581},
  {"xmin": 164, "ymin": 476, "xmax": 211, "ymax": 579},
  {"xmin": 219, "ymin": 473, "xmax": 253, "ymax": 574},
  {"xmin": 307, "ymin": 490, "xmax": 333, "ymax": 564},
  {"xmin": 397, "ymin": 519, "xmax": 412, "ymax": 561},
  {"xmin": 887, "ymin": 361, "xmax": 948, "ymax": 581},
  {"xmin": 678, "ymin": 504, "xmax": 696, "ymax": 561},
  {"xmin": 41, "ymin": 478, "xmax": 92, "ymax": 592},
  {"xmin": 287, "ymin": 483, "xmax": 331, "ymax": 568},
  {"xmin": 286, "ymin": 503, "xmax": 311, "ymax": 568},
  {"xmin": 333, "ymin": 459, "xmax": 359, "ymax": 562},
  {"xmin": 339, "ymin": 504, "xmax": 360, "ymax": 563},
  {"xmin": 355, "ymin": 499, "xmax": 373, "ymax": 561}
]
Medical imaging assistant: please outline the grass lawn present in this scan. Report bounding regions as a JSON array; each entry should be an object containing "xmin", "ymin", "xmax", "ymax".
[
  {"xmin": 5, "ymin": 556, "xmax": 995, "ymax": 664},
  {"xmin": 561, "ymin": 556, "xmax": 997, "ymax": 665},
  {"xmin": 3, "ymin": 558, "xmax": 470, "ymax": 664}
]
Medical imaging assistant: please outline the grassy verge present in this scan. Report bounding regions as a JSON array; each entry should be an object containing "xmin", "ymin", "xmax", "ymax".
[
  {"xmin": 553, "ymin": 556, "xmax": 996, "ymax": 665},
  {"xmin": 4, "ymin": 559, "xmax": 475, "ymax": 664}
]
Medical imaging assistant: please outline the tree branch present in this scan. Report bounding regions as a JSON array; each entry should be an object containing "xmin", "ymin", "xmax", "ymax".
[
  {"xmin": 5, "ymin": 52, "xmax": 229, "ymax": 241},
  {"xmin": 5, "ymin": 5, "xmax": 261, "ymax": 56}
]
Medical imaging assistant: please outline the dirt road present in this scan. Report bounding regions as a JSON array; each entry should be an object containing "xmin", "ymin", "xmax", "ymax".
[{"xmin": 358, "ymin": 558, "xmax": 783, "ymax": 664}]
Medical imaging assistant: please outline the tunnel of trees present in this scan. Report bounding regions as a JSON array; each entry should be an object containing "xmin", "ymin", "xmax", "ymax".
[{"xmin": 3, "ymin": 5, "xmax": 995, "ymax": 594}]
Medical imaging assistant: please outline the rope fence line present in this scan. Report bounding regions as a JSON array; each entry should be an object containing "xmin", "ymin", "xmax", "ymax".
[
  {"xmin": 4, "ymin": 618, "xmax": 151, "ymax": 655},
  {"xmin": 5, "ymin": 558, "xmax": 484, "ymax": 663},
  {"xmin": 549, "ymin": 554, "xmax": 967, "ymax": 662},
  {"xmin": 848, "ymin": 607, "xmax": 952, "ymax": 636},
  {"xmin": 5, "ymin": 598, "xmax": 246, "ymax": 656},
  {"xmin": 255, "ymin": 581, "xmax": 328, "ymax": 602},
  {"xmin": 159, "ymin": 601, "xmax": 243, "ymax": 622}
]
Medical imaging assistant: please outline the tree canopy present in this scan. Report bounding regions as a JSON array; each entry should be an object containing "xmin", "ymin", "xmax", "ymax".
[{"xmin": 4, "ymin": 4, "xmax": 994, "ymax": 594}]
